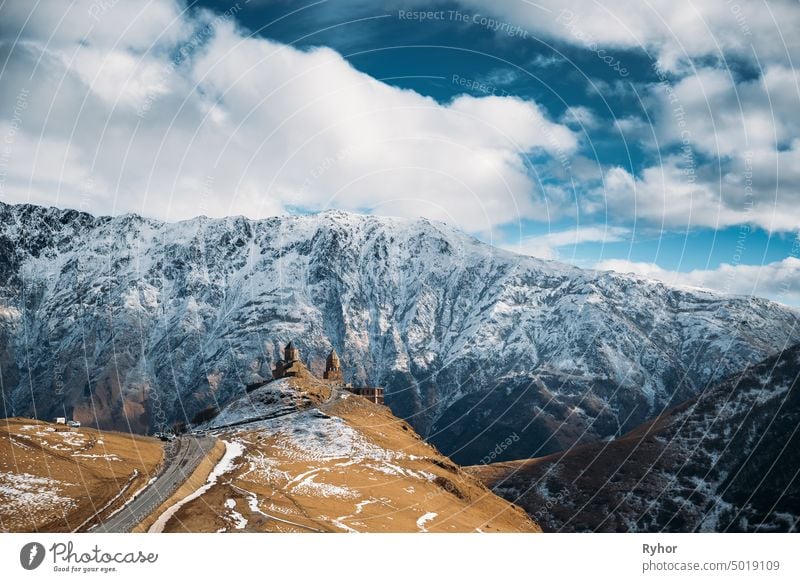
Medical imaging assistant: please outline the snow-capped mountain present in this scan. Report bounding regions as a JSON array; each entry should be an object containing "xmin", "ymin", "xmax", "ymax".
[
  {"xmin": 1, "ymin": 201, "xmax": 798, "ymax": 464},
  {"xmin": 470, "ymin": 342, "xmax": 800, "ymax": 532}
]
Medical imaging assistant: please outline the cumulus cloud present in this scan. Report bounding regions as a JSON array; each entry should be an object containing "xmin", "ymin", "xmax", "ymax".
[
  {"xmin": 585, "ymin": 64, "xmax": 800, "ymax": 232},
  {"xmin": 0, "ymin": 0, "xmax": 577, "ymax": 232},
  {"xmin": 503, "ymin": 225, "xmax": 630, "ymax": 260},
  {"xmin": 431, "ymin": 2, "xmax": 800, "ymax": 233},
  {"xmin": 560, "ymin": 106, "xmax": 599, "ymax": 130},
  {"xmin": 597, "ymin": 257, "xmax": 800, "ymax": 306},
  {"xmin": 450, "ymin": 0, "xmax": 800, "ymax": 72},
  {"xmin": 651, "ymin": 66, "xmax": 800, "ymax": 159}
]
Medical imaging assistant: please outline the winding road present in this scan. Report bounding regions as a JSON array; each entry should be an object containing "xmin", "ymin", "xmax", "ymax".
[
  {"xmin": 90, "ymin": 383, "xmax": 340, "ymax": 532},
  {"xmin": 90, "ymin": 435, "xmax": 217, "ymax": 533}
]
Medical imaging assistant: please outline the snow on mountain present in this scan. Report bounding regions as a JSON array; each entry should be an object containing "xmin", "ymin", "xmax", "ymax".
[
  {"xmin": 0, "ymin": 201, "xmax": 798, "ymax": 464},
  {"xmin": 470, "ymin": 342, "xmax": 800, "ymax": 532}
]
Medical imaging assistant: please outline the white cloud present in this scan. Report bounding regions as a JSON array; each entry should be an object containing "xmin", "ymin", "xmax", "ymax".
[
  {"xmin": 652, "ymin": 66, "xmax": 800, "ymax": 159},
  {"xmin": 429, "ymin": 3, "xmax": 800, "ymax": 233},
  {"xmin": 503, "ymin": 225, "xmax": 630, "ymax": 259},
  {"xmin": 560, "ymin": 105, "xmax": 599, "ymax": 130},
  {"xmin": 588, "ymin": 134, "xmax": 800, "ymax": 232},
  {"xmin": 597, "ymin": 257, "xmax": 800, "ymax": 306},
  {"xmin": 480, "ymin": 67, "xmax": 523, "ymax": 86},
  {"xmin": 531, "ymin": 53, "xmax": 562, "ymax": 69},
  {"xmin": 3, "ymin": 0, "xmax": 800, "ymax": 242},
  {"xmin": 0, "ymin": 0, "xmax": 578, "ymax": 233},
  {"xmin": 450, "ymin": 0, "xmax": 800, "ymax": 72}
]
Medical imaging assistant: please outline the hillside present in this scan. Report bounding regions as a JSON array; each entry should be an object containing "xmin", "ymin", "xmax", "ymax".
[
  {"xmin": 468, "ymin": 343, "xmax": 800, "ymax": 532},
  {"xmin": 156, "ymin": 375, "xmax": 539, "ymax": 532},
  {"xmin": 1, "ymin": 202, "xmax": 798, "ymax": 466},
  {"xmin": 0, "ymin": 418, "xmax": 162, "ymax": 532}
]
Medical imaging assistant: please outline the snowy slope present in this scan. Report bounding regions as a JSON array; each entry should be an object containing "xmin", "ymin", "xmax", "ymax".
[
  {"xmin": 470, "ymin": 342, "xmax": 800, "ymax": 532},
  {"xmin": 0, "ymin": 201, "xmax": 798, "ymax": 463}
]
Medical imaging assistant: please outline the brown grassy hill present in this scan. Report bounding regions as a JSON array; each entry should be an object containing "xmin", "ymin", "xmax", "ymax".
[
  {"xmin": 157, "ymin": 376, "xmax": 540, "ymax": 532},
  {"xmin": 0, "ymin": 417, "xmax": 162, "ymax": 532}
]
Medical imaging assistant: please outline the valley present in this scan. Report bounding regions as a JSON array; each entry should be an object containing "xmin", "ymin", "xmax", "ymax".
[{"xmin": 468, "ymin": 344, "xmax": 800, "ymax": 532}]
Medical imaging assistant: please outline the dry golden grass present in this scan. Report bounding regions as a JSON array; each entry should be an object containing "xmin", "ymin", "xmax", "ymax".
[
  {"xmin": 160, "ymin": 378, "xmax": 540, "ymax": 533},
  {"xmin": 2, "ymin": 378, "xmax": 540, "ymax": 533},
  {"xmin": 0, "ymin": 417, "xmax": 163, "ymax": 532}
]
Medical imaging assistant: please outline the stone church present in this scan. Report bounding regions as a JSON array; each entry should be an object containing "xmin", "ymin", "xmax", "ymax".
[
  {"xmin": 269, "ymin": 341, "xmax": 384, "ymax": 405},
  {"xmin": 322, "ymin": 346, "xmax": 384, "ymax": 405},
  {"xmin": 322, "ymin": 348, "xmax": 343, "ymax": 382},
  {"xmin": 271, "ymin": 341, "xmax": 306, "ymax": 379}
]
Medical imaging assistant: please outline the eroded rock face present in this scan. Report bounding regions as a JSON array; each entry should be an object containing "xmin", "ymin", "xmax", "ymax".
[{"xmin": 1, "ymin": 201, "xmax": 798, "ymax": 464}]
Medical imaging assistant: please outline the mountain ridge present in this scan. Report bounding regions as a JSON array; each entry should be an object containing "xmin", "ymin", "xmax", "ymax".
[
  {"xmin": 467, "ymin": 341, "xmax": 800, "ymax": 532},
  {"xmin": 1, "ymin": 201, "xmax": 798, "ymax": 466}
]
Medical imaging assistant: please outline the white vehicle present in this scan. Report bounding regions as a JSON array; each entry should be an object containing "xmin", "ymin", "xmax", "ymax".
[
  {"xmin": 67, "ymin": 420, "xmax": 81, "ymax": 428},
  {"xmin": 55, "ymin": 417, "xmax": 66, "ymax": 424}
]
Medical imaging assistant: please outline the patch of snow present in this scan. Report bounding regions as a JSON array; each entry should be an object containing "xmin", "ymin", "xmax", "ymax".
[
  {"xmin": 248, "ymin": 412, "xmax": 402, "ymax": 463},
  {"xmin": 366, "ymin": 462, "xmax": 436, "ymax": 481},
  {"xmin": 230, "ymin": 484, "xmax": 322, "ymax": 532},
  {"xmin": 73, "ymin": 453, "xmax": 121, "ymax": 461},
  {"xmin": 331, "ymin": 518, "xmax": 359, "ymax": 533},
  {"xmin": 416, "ymin": 512, "xmax": 438, "ymax": 532},
  {"xmin": 224, "ymin": 498, "xmax": 248, "ymax": 530},
  {"xmin": 10, "ymin": 439, "xmax": 33, "ymax": 450},
  {"xmin": 292, "ymin": 473, "xmax": 359, "ymax": 499},
  {"xmin": 0, "ymin": 305, "xmax": 21, "ymax": 319},
  {"xmin": 331, "ymin": 498, "xmax": 380, "ymax": 531},
  {"xmin": 0, "ymin": 472, "xmax": 76, "ymax": 528},
  {"xmin": 204, "ymin": 380, "xmax": 299, "ymax": 429},
  {"xmin": 239, "ymin": 453, "xmax": 290, "ymax": 485}
]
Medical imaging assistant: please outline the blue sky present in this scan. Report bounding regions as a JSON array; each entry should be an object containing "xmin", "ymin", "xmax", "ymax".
[
  {"xmin": 201, "ymin": 0, "xmax": 796, "ymax": 277},
  {"xmin": 1, "ymin": 0, "xmax": 799, "ymax": 304}
]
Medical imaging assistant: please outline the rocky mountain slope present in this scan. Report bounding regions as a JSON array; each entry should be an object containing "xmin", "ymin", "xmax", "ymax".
[
  {"xmin": 159, "ymin": 375, "xmax": 539, "ymax": 533},
  {"xmin": 1, "ymin": 201, "xmax": 798, "ymax": 465},
  {"xmin": 468, "ymin": 343, "xmax": 800, "ymax": 532},
  {"xmin": 0, "ymin": 418, "xmax": 162, "ymax": 532}
]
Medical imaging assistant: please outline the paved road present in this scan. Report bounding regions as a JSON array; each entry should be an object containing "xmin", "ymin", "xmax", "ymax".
[{"xmin": 90, "ymin": 435, "xmax": 217, "ymax": 533}]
